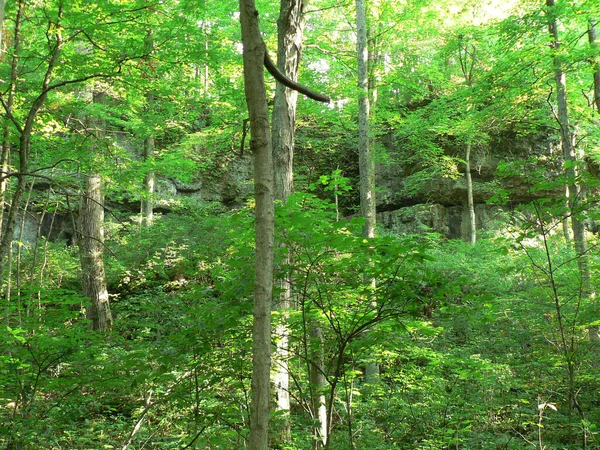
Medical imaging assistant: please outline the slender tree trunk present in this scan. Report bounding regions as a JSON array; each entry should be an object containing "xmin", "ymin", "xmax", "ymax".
[
  {"xmin": 16, "ymin": 181, "xmax": 34, "ymax": 300},
  {"xmin": 1, "ymin": 0, "xmax": 63, "ymax": 297},
  {"xmin": 0, "ymin": 0, "xmax": 24, "ymax": 293},
  {"xmin": 202, "ymin": 23, "xmax": 210, "ymax": 96},
  {"xmin": 547, "ymin": 0, "xmax": 590, "ymax": 293},
  {"xmin": 0, "ymin": 0, "xmax": 6, "ymax": 52},
  {"xmin": 356, "ymin": 0, "xmax": 379, "ymax": 385},
  {"xmin": 240, "ymin": 1, "xmax": 275, "ymax": 448},
  {"xmin": 586, "ymin": 18, "xmax": 600, "ymax": 344},
  {"xmin": 0, "ymin": 143, "xmax": 26, "ymax": 297},
  {"xmin": 0, "ymin": 138, "xmax": 10, "ymax": 236},
  {"xmin": 465, "ymin": 143, "xmax": 476, "ymax": 245},
  {"xmin": 562, "ymin": 186, "xmax": 571, "ymax": 244},
  {"xmin": 0, "ymin": 139, "xmax": 8, "ymax": 234},
  {"xmin": 271, "ymin": 0, "xmax": 306, "ymax": 443},
  {"xmin": 588, "ymin": 19, "xmax": 600, "ymax": 114},
  {"xmin": 457, "ymin": 36, "xmax": 478, "ymax": 245},
  {"xmin": 140, "ymin": 32, "xmax": 155, "ymax": 228},
  {"xmin": 357, "ymin": 0, "xmax": 375, "ymax": 242},
  {"xmin": 141, "ymin": 135, "xmax": 155, "ymax": 227},
  {"xmin": 309, "ymin": 325, "xmax": 328, "ymax": 449}
]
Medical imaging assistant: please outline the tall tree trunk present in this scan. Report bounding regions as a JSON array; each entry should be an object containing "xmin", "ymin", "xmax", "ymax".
[
  {"xmin": 271, "ymin": 0, "xmax": 306, "ymax": 443},
  {"xmin": 0, "ymin": 0, "xmax": 6, "ymax": 52},
  {"xmin": 141, "ymin": 135, "xmax": 155, "ymax": 227},
  {"xmin": 272, "ymin": 0, "xmax": 304, "ymax": 204},
  {"xmin": 202, "ymin": 22, "xmax": 210, "ymax": 96},
  {"xmin": 356, "ymin": 0, "xmax": 375, "ymax": 242},
  {"xmin": 79, "ymin": 173, "xmax": 112, "ymax": 330},
  {"xmin": 0, "ymin": 127, "xmax": 10, "ymax": 236},
  {"xmin": 1, "ymin": 0, "xmax": 63, "ymax": 292},
  {"xmin": 0, "ymin": 0, "xmax": 10, "ymax": 233},
  {"xmin": 586, "ymin": 18, "xmax": 600, "ymax": 344},
  {"xmin": 140, "ymin": 31, "xmax": 155, "ymax": 228},
  {"xmin": 356, "ymin": 0, "xmax": 379, "ymax": 384},
  {"xmin": 588, "ymin": 19, "xmax": 600, "ymax": 114},
  {"xmin": 79, "ymin": 91, "xmax": 112, "ymax": 331},
  {"xmin": 0, "ymin": 147, "xmax": 25, "ymax": 297},
  {"xmin": 546, "ymin": 0, "xmax": 590, "ymax": 293},
  {"xmin": 309, "ymin": 325, "xmax": 328, "ymax": 449},
  {"xmin": 457, "ymin": 37, "xmax": 477, "ymax": 245},
  {"xmin": 465, "ymin": 143, "xmax": 476, "ymax": 245},
  {"xmin": 0, "ymin": 0, "xmax": 24, "ymax": 293},
  {"xmin": 240, "ymin": 1, "xmax": 275, "ymax": 448}
]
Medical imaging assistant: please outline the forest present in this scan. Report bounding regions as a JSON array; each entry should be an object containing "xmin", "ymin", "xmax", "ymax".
[{"xmin": 1, "ymin": 0, "xmax": 600, "ymax": 449}]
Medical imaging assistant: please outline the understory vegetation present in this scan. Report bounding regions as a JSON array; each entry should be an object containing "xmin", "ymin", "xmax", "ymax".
[{"xmin": 2, "ymin": 193, "xmax": 599, "ymax": 449}]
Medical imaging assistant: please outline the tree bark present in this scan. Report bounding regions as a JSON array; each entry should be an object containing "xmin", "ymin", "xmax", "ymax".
[
  {"xmin": 586, "ymin": 19, "xmax": 600, "ymax": 344},
  {"xmin": 240, "ymin": 1, "xmax": 275, "ymax": 448},
  {"xmin": 0, "ymin": 0, "xmax": 9, "ymax": 234},
  {"xmin": 588, "ymin": 19, "xmax": 600, "ymax": 114},
  {"xmin": 141, "ymin": 135, "xmax": 155, "ymax": 227},
  {"xmin": 0, "ymin": 0, "xmax": 6, "ymax": 49},
  {"xmin": 357, "ymin": 0, "xmax": 375, "ymax": 242},
  {"xmin": 79, "ymin": 173, "xmax": 112, "ymax": 331},
  {"xmin": 140, "ymin": 31, "xmax": 155, "ymax": 228},
  {"xmin": 465, "ymin": 143, "xmax": 476, "ymax": 245},
  {"xmin": 356, "ymin": 0, "xmax": 379, "ymax": 385},
  {"xmin": 79, "ymin": 91, "xmax": 112, "ymax": 331},
  {"xmin": 271, "ymin": 0, "xmax": 306, "ymax": 443},
  {"xmin": 309, "ymin": 324, "xmax": 328, "ymax": 449},
  {"xmin": 547, "ymin": 0, "xmax": 590, "ymax": 291},
  {"xmin": 0, "ymin": 0, "xmax": 23, "ymax": 288},
  {"xmin": 272, "ymin": 0, "xmax": 304, "ymax": 204}
]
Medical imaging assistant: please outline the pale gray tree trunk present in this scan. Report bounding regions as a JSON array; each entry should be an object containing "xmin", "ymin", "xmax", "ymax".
[
  {"xmin": 309, "ymin": 325, "xmax": 328, "ymax": 448},
  {"xmin": 271, "ymin": 0, "xmax": 306, "ymax": 443},
  {"xmin": 356, "ymin": 0, "xmax": 379, "ymax": 385},
  {"xmin": 457, "ymin": 37, "xmax": 477, "ymax": 245},
  {"xmin": 0, "ymin": 0, "xmax": 6, "ymax": 52},
  {"xmin": 586, "ymin": 18, "xmax": 600, "ymax": 344},
  {"xmin": 589, "ymin": 19, "xmax": 600, "ymax": 114},
  {"xmin": 240, "ymin": 1, "xmax": 275, "ymax": 448},
  {"xmin": 0, "ymin": 131, "xmax": 10, "ymax": 241},
  {"xmin": 141, "ymin": 135, "xmax": 155, "ymax": 227},
  {"xmin": 140, "ymin": 32, "xmax": 155, "ymax": 228},
  {"xmin": 272, "ymin": 0, "xmax": 303, "ymax": 203},
  {"xmin": 547, "ymin": 0, "xmax": 590, "ymax": 292},
  {"xmin": 465, "ymin": 143, "xmax": 476, "ymax": 245},
  {"xmin": 0, "ymin": 0, "xmax": 9, "ymax": 234},
  {"xmin": 562, "ymin": 187, "xmax": 571, "ymax": 244},
  {"xmin": 357, "ymin": 0, "xmax": 375, "ymax": 242}
]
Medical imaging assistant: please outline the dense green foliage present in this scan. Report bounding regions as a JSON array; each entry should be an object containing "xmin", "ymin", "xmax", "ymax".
[
  {"xmin": 2, "ymin": 198, "xmax": 600, "ymax": 448},
  {"xmin": 1, "ymin": 0, "xmax": 600, "ymax": 449}
]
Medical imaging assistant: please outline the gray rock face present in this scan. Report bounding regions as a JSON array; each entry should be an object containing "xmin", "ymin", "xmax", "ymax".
[
  {"xmin": 156, "ymin": 154, "xmax": 253, "ymax": 206},
  {"xmin": 377, "ymin": 204, "xmax": 509, "ymax": 240},
  {"xmin": 374, "ymin": 130, "xmax": 561, "ymax": 240},
  {"xmin": 8, "ymin": 211, "xmax": 75, "ymax": 246},
  {"xmin": 11, "ymin": 125, "xmax": 560, "ymax": 244}
]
